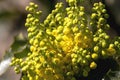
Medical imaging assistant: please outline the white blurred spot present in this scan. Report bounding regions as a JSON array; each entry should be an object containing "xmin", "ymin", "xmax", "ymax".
[{"xmin": 0, "ymin": 57, "xmax": 12, "ymax": 76}]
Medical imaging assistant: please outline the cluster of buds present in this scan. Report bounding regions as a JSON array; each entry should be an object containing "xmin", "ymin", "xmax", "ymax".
[{"xmin": 11, "ymin": 0, "xmax": 120, "ymax": 80}]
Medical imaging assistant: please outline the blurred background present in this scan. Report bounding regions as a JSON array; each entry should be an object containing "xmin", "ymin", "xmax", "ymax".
[{"xmin": 0, "ymin": 0, "xmax": 120, "ymax": 80}]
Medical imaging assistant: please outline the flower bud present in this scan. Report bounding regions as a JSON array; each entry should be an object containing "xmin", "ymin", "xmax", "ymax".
[
  {"xmin": 90, "ymin": 61, "xmax": 97, "ymax": 69},
  {"xmin": 91, "ymin": 53, "xmax": 98, "ymax": 60},
  {"xmin": 94, "ymin": 46, "xmax": 99, "ymax": 52}
]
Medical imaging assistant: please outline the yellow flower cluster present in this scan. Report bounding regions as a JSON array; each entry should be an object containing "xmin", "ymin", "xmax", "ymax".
[{"xmin": 11, "ymin": 0, "xmax": 120, "ymax": 80}]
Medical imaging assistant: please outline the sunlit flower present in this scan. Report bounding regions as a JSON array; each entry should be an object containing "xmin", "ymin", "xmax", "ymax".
[{"xmin": 11, "ymin": 0, "xmax": 120, "ymax": 80}]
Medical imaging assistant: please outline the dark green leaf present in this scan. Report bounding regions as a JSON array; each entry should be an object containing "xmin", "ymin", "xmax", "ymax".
[
  {"xmin": 14, "ymin": 46, "xmax": 30, "ymax": 58},
  {"xmin": 10, "ymin": 33, "xmax": 30, "ymax": 58}
]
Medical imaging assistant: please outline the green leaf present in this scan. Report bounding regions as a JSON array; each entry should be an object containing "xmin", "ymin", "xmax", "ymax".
[
  {"xmin": 10, "ymin": 33, "xmax": 30, "ymax": 58},
  {"xmin": 14, "ymin": 46, "xmax": 30, "ymax": 58},
  {"xmin": 11, "ymin": 38, "xmax": 26, "ymax": 52}
]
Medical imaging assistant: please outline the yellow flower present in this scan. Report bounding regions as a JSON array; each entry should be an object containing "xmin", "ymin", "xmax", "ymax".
[{"xmin": 11, "ymin": 1, "xmax": 120, "ymax": 80}]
